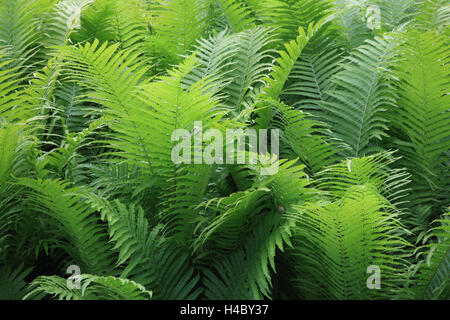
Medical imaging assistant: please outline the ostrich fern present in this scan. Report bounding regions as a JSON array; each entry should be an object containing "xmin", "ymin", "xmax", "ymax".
[{"xmin": 0, "ymin": 0, "xmax": 448, "ymax": 301}]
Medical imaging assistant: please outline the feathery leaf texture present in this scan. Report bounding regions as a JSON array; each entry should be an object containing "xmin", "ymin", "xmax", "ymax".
[{"xmin": 0, "ymin": 0, "xmax": 447, "ymax": 301}]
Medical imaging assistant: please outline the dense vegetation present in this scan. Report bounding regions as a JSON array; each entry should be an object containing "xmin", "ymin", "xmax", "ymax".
[{"xmin": 0, "ymin": 0, "xmax": 449, "ymax": 300}]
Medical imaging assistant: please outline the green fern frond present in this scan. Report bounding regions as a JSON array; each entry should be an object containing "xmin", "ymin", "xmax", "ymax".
[
  {"xmin": 0, "ymin": 265, "xmax": 32, "ymax": 300},
  {"xmin": 17, "ymin": 178, "xmax": 115, "ymax": 275},
  {"xmin": 282, "ymin": 47, "xmax": 343, "ymax": 114},
  {"xmin": 415, "ymin": 0, "xmax": 450, "ymax": 31},
  {"xmin": 257, "ymin": 0, "xmax": 336, "ymax": 42},
  {"xmin": 151, "ymin": 0, "xmax": 209, "ymax": 62},
  {"xmin": 58, "ymin": 39, "xmax": 151, "ymax": 168},
  {"xmin": 335, "ymin": 5, "xmax": 373, "ymax": 52},
  {"xmin": 270, "ymin": 100, "xmax": 339, "ymax": 174},
  {"xmin": 390, "ymin": 29, "xmax": 450, "ymax": 211},
  {"xmin": 84, "ymin": 194, "xmax": 202, "ymax": 300},
  {"xmin": 197, "ymin": 160, "xmax": 310, "ymax": 298},
  {"xmin": 288, "ymin": 184, "xmax": 411, "ymax": 299},
  {"xmin": 0, "ymin": 60, "xmax": 30, "ymax": 122},
  {"xmin": 321, "ymin": 36, "xmax": 397, "ymax": 157},
  {"xmin": 215, "ymin": 0, "xmax": 256, "ymax": 33},
  {"xmin": 70, "ymin": 0, "xmax": 117, "ymax": 43},
  {"xmin": 221, "ymin": 27, "xmax": 277, "ymax": 114},
  {"xmin": 366, "ymin": 0, "xmax": 416, "ymax": 31},
  {"xmin": 185, "ymin": 29, "xmax": 239, "ymax": 92},
  {"xmin": 316, "ymin": 152, "xmax": 411, "ymax": 209},
  {"xmin": 0, "ymin": 123, "xmax": 35, "ymax": 262},
  {"xmin": 41, "ymin": 0, "xmax": 93, "ymax": 50},
  {"xmin": 0, "ymin": 0, "xmax": 56, "ymax": 74},
  {"xmin": 255, "ymin": 21, "xmax": 326, "ymax": 128},
  {"xmin": 26, "ymin": 274, "xmax": 152, "ymax": 300},
  {"xmin": 410, "ymin": 212, "xmax": 450, "ymax": 300}
]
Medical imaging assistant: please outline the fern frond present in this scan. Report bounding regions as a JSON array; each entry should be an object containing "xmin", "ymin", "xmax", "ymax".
[
  {"xmin": 184, "ymin": 29, "xmax": 239, "ymax": 92},
  {"xmin": 0, "ymin": 265, "xmax": 32, "ymax": 300},
  {"xmin": 0, "ymin": 60, "xmax": 30, "ymax": 123},
  {"xmin": 41, "ymin": 0, "xmax": 93, "ymax": 50},
  {"xmin": 257, "ymin": 0, "xmax": 336, "ymax": 42},
  {"xmin": 410, "ymin": 212, "xmax": 450, "ymax": 300},
  {"xmin": 282, "ymin": 48, "xmax": 343, "ymax": 113},
  {"xmin": 58, "ymin": 39, "xmax": 151, "ymax": 169},
  {"xmin": 270, "ymin": 100, "xmax": 339, "ymax": 174},
  {"xmin": 316, "ymin": 152, "xmax": 411, "ymax": 209},
  {"xmin": 288, "ymin": 184, "xmax": 411, "ymax": 299},
  {"xmin": 321, "ymin": 36, "xmax": 397, "ymax": 157},
  {"xmin": 17, "ymin": 178, "xmax": 115, "ymax": 275},
  {"xmin": 197, "ymin": 160, "xmax": 310, "ymax": 298},
  {"xmin": 221, "ymin": 27, "xmax": 277, "ymax": 114},
  {"xmin": 255, "ymin": 21, "xmax": 325, "ymax": 128},
  {"xmin": 415, "ymin": 0, "xmax": 450, "ymax": 31},
  {"xmin": 151, "ymin": 0, "xmax": 209, "ymax": 62},
  {"xmin": 84, "ymin": 194, "xmax": 202, "ymax": 300},
  {"xmin": 215, "ymin": 0, "xmax": 256, "ymax": 33},
  {"xmin": 390, "ymin": 30, "xmax": 450, "ymax": 211},
  {"xmin": 0, "ymin": 0, "xmax": 55, "ymax": 74},
  {"xmin": 335, "ymin": 5, "xmax": 373, "ymax": 52},
  {"xmin": 26, "ymin": 274, "xmax": 152, "ymax": 300}
]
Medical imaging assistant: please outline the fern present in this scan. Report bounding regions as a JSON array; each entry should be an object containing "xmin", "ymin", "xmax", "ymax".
[
  {"xmin": 17, "ymin": 178, "xmax": 115, "ymax": 275},
  {"xmin": 0, "ymin": 265, "xmax": 32, "ymax": 300},
  {"xmin": 215, "ymin": 0, "xmax": 256, "ymax": 32},
  {"xmin": 26, "ymin": 274, "xmax": 152, "ymax": 300},
  {"xmin": 257, "ymin": 0, "xmax": 336, "ymax": 41},
  {"xmin": 150, "ymin": 0, "xmax": 210, "ymax": 63},
  {"xmin": 255, "ymin": 21, "xmax": 326, "ymax": 128},
  {"xmin": 390, "ymin": 29, "xmax": 450, "ymax": 212},
  {"xmin": 410, "ymin": 212, "xmax": 450, "ymax": 300},
  {"xmin": 321, "ymin": 36, "xmax": 397, "ymax": 157},
  {"xmin": 288, "ymin": 184, "xmax": 410, "ymax": 299},
  {"xmin": 316, "ymin": 152, "xmax": 411, "ymax": 209},
  {"xmin": 0, "ymin": 0, "xmax": 447, "ymax": 302}
]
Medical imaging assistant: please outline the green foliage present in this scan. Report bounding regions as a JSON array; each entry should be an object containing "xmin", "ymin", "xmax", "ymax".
[
  {"xmin": 17, "ymin": 178, "xmax": 115, "ymax": 274},
  {"xmin": 0, "ymin": 0, "xmax": 448, "ymax": 301},
  {"xmin": 0, "ymin": 265, "xmax": 33, "ymax": 300},
  {"xmin": 321, "ymin": 36, "xmax": 397, "ymax": 157},
  {"xmin": 288, "ymin": 184, "xmax": 410, "ymax": 299},
  {"xmin": 26, "ymin": 274, "xmax": 152, "ymax": 300},
  {"xmin": 389, "ymin": 29, "xmax": 449, "ymax": 215},
  {"xmin": 409, "ymin": 212, "xmax": 450, "ymax": 300},
  {"xmin": 257, "ymin": 0, "xmax": 336, "ymax": 41}
]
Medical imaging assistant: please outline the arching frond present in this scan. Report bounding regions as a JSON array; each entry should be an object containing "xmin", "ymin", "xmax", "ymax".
[
  {"xmin": 221, "ymin": 27, "xmax": 277, "ymax": 114},
  {"xmin": 316, "ymin": 152, "xmax": 411, "ymax": 209},
  {"xmin": 41, "ymin": 0, "xmax": 93, "ymax": 50},
  {"xmin": 410, "ymin": 212, "xmax": 450, "ymax": 300},
  {"xmin": 321, "ymin": 36, "xmax": 397, "ymax": 157},
  {"xmin": 197, "ymin": 160, "xmax": 311, "ymax": 298},
  {"xmin": 150, "ymin": 0, "xmax": 209, "ymax": 63},
  {"xmin": 288, "ymin": 184, "xmax": 411, "ymax": 299},
  {"xmin": 215, "ymin": 0, "xmax": 256, "ymax": 32},
  {"xmin": 270, "ymin": 100, "xmax": 339, "ymax": 174},
  {"xmin": 257, "ymin": 0, "xmax": 336, "ymax": 42},
  {"xmin": 26, "ymin": 274, "xmax": 152, "ymax": 300},
  {"xmin": 17, "ymin": 178, "xmax": 115, "ymax": 275},
  {"xmin": 390, "ymin": 30, "xmax": 450, "ymax": 212},
  {"xmin": 85, "ymin": 194, "xmax": 202, "ymax": 300},
  {"xmin": 255, "ymin": 21, "xmax": 326, "ymax": 128}
]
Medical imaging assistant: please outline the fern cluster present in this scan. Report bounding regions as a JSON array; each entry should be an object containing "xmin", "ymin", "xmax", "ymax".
[{"xmin": 0, "ymin": 0, "xmax": 448, "ymax": 300}]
